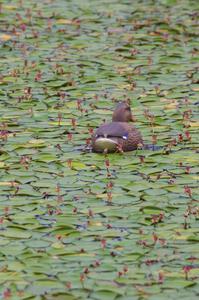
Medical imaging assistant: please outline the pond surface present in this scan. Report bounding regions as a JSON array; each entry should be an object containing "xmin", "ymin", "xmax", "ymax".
[{"xmin": 0, "ymin": 0, "xmax": 199, "ymax": 299}]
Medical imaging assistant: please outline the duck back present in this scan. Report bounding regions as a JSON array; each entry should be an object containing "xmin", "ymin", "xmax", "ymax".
[{"xmin": 92, "ymin": 122, "xmax": 143, "ymax": 153}]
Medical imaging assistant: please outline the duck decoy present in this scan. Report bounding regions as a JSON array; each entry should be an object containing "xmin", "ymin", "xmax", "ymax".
[{"xmin": 92, "ymin": 102, "xmax": 143, "ymax": 153}]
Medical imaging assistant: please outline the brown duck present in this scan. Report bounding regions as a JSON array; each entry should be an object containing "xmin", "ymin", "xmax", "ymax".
[{"xmin": 92, "ymin": 102, "xmax": 143, "ymax": 153}]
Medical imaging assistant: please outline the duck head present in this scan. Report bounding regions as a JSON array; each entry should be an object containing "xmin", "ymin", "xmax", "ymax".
[{"xmin": 112, "ymin": 102, "xmax": 134, "ymax": 122}]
